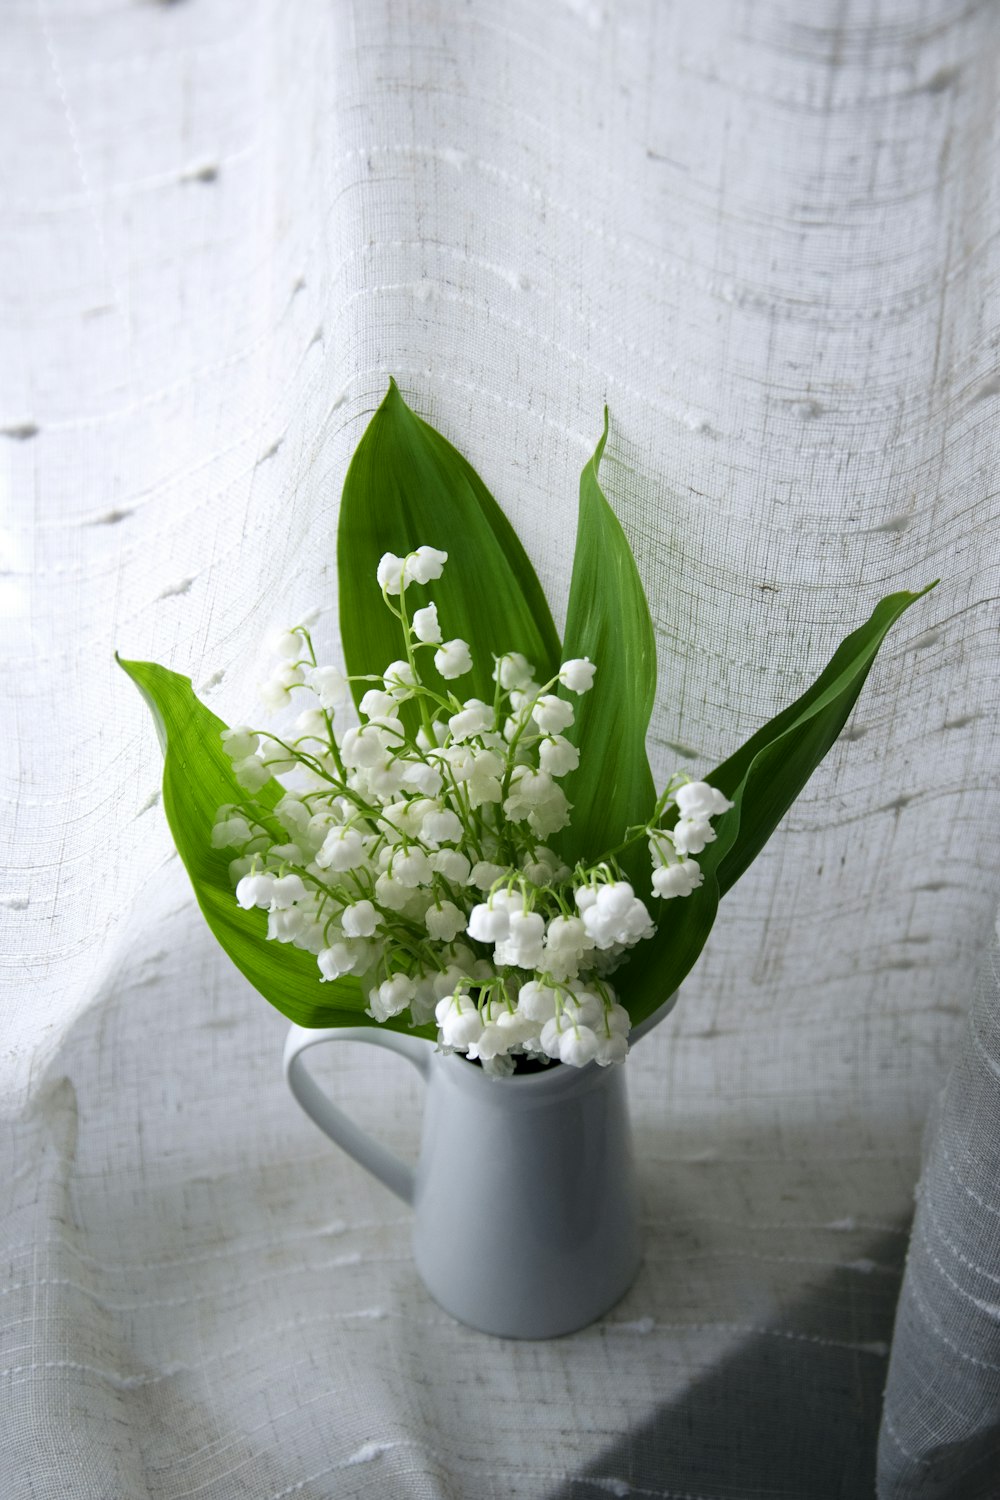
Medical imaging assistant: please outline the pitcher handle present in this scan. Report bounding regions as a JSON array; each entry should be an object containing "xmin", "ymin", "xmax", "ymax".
[{"xmin": 283, "ymin": 1024, "xmax": 433, "ymax": 1205}]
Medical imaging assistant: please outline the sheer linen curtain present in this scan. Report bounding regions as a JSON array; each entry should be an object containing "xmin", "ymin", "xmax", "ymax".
[{"xmin": 3, "ymin": 2, "xmax": 998, "ymax": 1497}]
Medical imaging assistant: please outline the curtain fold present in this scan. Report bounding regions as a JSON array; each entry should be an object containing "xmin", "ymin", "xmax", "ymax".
[{"xmin": 2, "ymin": 2, "xmax": 998, "ymax": 1495}]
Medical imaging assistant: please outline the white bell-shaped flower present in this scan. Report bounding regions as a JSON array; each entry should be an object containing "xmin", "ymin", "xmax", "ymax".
[
  {"xmin": 412, "ymin": 603, "xmax": 442, "ymax": 644},
  {"xmin": 448, "ymin": 699, "xmax": 492, "ymax": 740},
  {"xmin": 221, "ymin": 726, "xmax": 259, "ymax": 761},
  {"xmin": 315, "ymin": 826, "xmax": 366, "ymax": 871},
  {"xmin": 233, "ymin": 755, "xmax": 270, "ymax": 792},
  {"xmin": 359, "ymin": 688, "xmax": 399, "ymax": 722},
  {"xmin": 304, "ymin": 664, "xmax": 349, "ymax": 710},
  {"xmin": 558, "ymin": 658, "xmax": 596, "ymax": 693},
  {"xmin": 671, "ymin": 817, "xmax": 715, "ymax": 856},
  {"xmin": 538, "ymin": 735, "xmax": 579, "ymax": 777},
  {"xmin": 517, "ymin": 981, "xmax": 559, "ymax": 1023},
  {"xmin": 673, "ymin": 781, "xmax": 733, "ymax": 820},
  {"xmin": 430, "ymin": 848, "xmax": 471, "ymax": 886},
  {"xmin": 652, "ymin": 860, "xmax": 703, "ymax": 899},
  {"xmin": 493, "ymin": 652, "xmax": 535, "ymax": 691},
  {"xmin": 531, "ymin": 694, "xmax": 575, "ymax": 735},
  {"xmin": 594, "ymin": 1033, "xmax": 628, "ymax": 1067},
  {"xmin": 270, "ymin": 873, "xmax": 307, "ymax": 910},
  {"xmin": 407, "ymin": 545, "xmax": 448, "ymax": 584},
  {"xmin": 559, "ymin": 1026, "xmax": 599, "ymax": 1068},
  {"xmin": 369, "ymin": 974, "xmax": 417, "ymax": 1021},
  {"xmin": 467, "ymin": 901, "xmax": 511, "ymax": 943},
  {"xmin": 391, "ymin": 848, "xmax": 432, "ymax": 888},
  {"xmin": 382, "ymin": 660, "xmax": 416, "ymax": 700},
  {"xmin": 342, "ymin": 900, "xmax": 379, "ymax": 938},
  {"xmin": 435, "ymin": 639, "xmax": 473, "ymax": 679},
  {"xmin": 419, "ymin": 807, "xmax": 463, "ymax": 847},
  {"xmin": 376, "ymin": 552, "xmax": 406, "ymax": 594},
  {"xmin": 318, "ymin": 942, "xmax": 357, "ymax": 981},
  {"xmin": 435, "ymin": 993, "xmax": 484, "ymax": 1048},
  {"xmin": 425, "ymin": 901, "xmax": 467, "ymax": 941},
  {"xmin": 236, "ymin": 872, "xmax": 276, "ymax": 910}
]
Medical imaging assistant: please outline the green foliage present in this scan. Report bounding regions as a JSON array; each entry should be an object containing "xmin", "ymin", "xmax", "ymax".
[
  {"xmin": 557, "ymin": 412, "xmax": 657, "ymax": 888},
  {"xmin": 116, "ymin": 656, "xmax": 434, "ymax": 1038},
  {"xmin": 616, "ymin": 584, "xmax": 937, "ymax": 1022},
  {"xmin": 338, "ymin": 381, "xmax": 561, "ymax": 728},
  {"xmin": 120, "ymin": 383, "xmax": 936, "ymax": 1039}
]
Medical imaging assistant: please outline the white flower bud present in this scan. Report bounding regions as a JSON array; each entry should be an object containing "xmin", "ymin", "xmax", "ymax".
[
  {"xmin": 493, "ymin": 652, "xmax": 535, "ymax": 691},
  {"xmin": 559, "ymin": 1026, "xmax": 599, "ymax": 1068},
  {"xmin": 340, "ymin": 725, "xmax": 389, "ymax": 769},
  {"xmin": 401, "ymin": 759, "xmax": 444, "ymax": 796},
  {"xmin": 671, "ymin": 817, "xmax": 716, "ymax": 856},
  {"xmin": 368, "ymin": 974, "xmax": 417, "ymax": 1021},
  {"xmin": 435, "ymin": 993, "xmax": 483, "ymax": 1047},
  {"xmin": 420, "ymin": 807, "xmax": 464, "ymax": 847},
  {"xmin": 652, "ymin": 860, "xmax": 703, "ymax": 898},
  {"xmin": 304, "ymin": 664, "xmax": 348, "ymax": 710},
  {"xmin": 374, "ymin": 871, "xmax": 410, "ymax": 911},
  {"xmin": 211, "ymin": 815, "xmax": 252, "ymax": 848},
  {"xmin": 294, "ymin": 708, "xmax": 328, "ymax": 740},
  {"xmin": 382, "ymin": 660, "xmax": 416, "ymax": 700},
  {"xmin": 558, "ymin": 658, "xmax": 596, "ymax": 693},
  {"xmin": 315, "ymin": 826, "xmax": 366, "ymax": 871},
  {"xmin": 342, "ymin": 900, "xmax": 378, "ymax": 938},
  {"xmin": 376, "ymin": 552, "xmax": 406, "ymax": 594},
  {"xmin": 531, "ymin": 695, "xmax": 574, "ymax": 735},
  {"xmin": 221, "ymin": 726, "xmax": 259, "ymax": 761},
  {"xmin": 596, "ymin": 882, "xmax": 636, "ymax": 921},
  {"xmin": 538, "ymin": 735, "xmax": 579, "ymax": 777},
  {"xmin": 317, "ymin": 942, "xmax": 356, "ymax": 981},
  {"xmin": 471, "ymin": 861, "xmax": 507, "ymax": 892},
  {"xmin": 408, "ymin": 545, "xmax": 448, "ymax": 584},
  {"xmin": 359, "ymin": 688, "xmax": 399, "ymax": 721},
  {"xmin": 430, "ymin": 848, "xmax": 471, "ymax": 885},
  {"xmin": 236, "ymin": 872, "xmax": 276, "ymax": 910},
  {"xmin": 673, "ymin": 781, "xmax": 733, "ymax": 820},
  {"xmin": 412, "ymin": 604, "xmax": 442, "ymax": 644},
  {"xmin": 467, "ymin": 902, "xmax": 511, "ymax": 943},
  {"xmin": 392, "ymin": 848, "xmax": 432, "ymax": 888},
  {"xmin": 233, "ymin": 755, "xmax": 270, "ymax": 792},
  {"xmin": 426, "ymin": 901, "xmax": 467, "ymax": 941},
  {"xmin": 539, "ymin": 1015, "xmax": 569, "ymax": 1058},
  {"xmin": 561, "ymin": 989, "xmax": 603, "ymax": 1028},
  {"xmin": 270, "ymin": 874, "xmax": 307, "ymax": 909},
  {"xmin": 517, "ymin": 981, "xmax": 558, "ymax": 1023},
  {"xmin": 448, "ymin": 699, "xmax": 493, "ymax": 741},
  {"xmin": 436, "ymin": 638, "xmax": 473, "ymax": 680},
  {"xmin": 594, "ymin": 1034, "xmax": 628, "ymax": 1067},
  {"xmin": 259, "ymin": 661, "xmax": 304, "ymax": 710},
  {"xmin": 270, "ymin": 629, "xmax": 304, "ymax": 661},
  {"xmin": 604, "ymin": 1003, "xmax": 632, "ymax": 1036}
]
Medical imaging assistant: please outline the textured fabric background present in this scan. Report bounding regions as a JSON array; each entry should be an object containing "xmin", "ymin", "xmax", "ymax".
[{"xmin": 2, "ymin": 1, "xmax": 999, "ymax": 1496}]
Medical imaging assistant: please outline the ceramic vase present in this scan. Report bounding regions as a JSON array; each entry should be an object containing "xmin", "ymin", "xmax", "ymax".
[{"xmin": 283, "ymin": 1024, "xmax": 642, "ymax": 1338}]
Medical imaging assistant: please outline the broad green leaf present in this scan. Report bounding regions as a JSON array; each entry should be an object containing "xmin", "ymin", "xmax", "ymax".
[
  {"xmin": 117, "ymin": 656, "xmax": 435, "ymax": 1038},
  {"xmin": 556, "ymin": 412, "xmax": 657, "ymax": 886},
  {"xmin": 618, "ymin": 583, "xmax": 937, "ymax": 1023},
  {"xmin": 338, "ymin": 381, "xmax": 561, "ymax": 724}
]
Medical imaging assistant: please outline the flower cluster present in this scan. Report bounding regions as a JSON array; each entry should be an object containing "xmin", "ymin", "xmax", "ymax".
[{"xmin": 212, "ymin": 546, "xmax": 732, "ymax": 1075}]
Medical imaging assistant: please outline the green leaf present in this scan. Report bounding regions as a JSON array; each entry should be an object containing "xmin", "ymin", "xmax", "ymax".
[
  {"xmin": 556, "ymin": 411, "xmax": 657, "ymax": 885},
  {"xmin": 117, "ymin": 656, "xmax": 434, "ymax": 1038},
  {"xmin": 618, "ymin": 582, "xmax": 937, "ymax": 1023},
  {"xmin": 338, "ymin": 381, "xmax": 561, "ymax": 723}
]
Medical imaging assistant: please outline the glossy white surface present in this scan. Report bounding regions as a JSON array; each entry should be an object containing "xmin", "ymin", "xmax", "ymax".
[{"xmin": 284, "ymin": 1024, "xmax": 641, "ymax": 1338}]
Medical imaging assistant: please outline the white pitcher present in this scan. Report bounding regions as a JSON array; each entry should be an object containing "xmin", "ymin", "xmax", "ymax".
[{"xmin": 283, "ymin": 1024, "xmax": 643, "ymax": 1338}]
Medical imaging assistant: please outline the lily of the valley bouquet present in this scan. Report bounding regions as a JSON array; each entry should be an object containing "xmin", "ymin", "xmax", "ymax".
[{"xmin": 121, "ymin": 384, "xmax": 932, "ymax": 1075}]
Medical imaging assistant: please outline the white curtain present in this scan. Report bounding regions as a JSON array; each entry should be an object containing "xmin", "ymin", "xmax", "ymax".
[{"xmin": 3, "ymin": 2, "xmax": 998, "ymax": 1495}]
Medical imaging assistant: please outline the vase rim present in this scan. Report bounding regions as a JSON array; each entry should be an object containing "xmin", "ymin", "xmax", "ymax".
[{"xmin": 431, "ymin": 1046, "xmax": 617, "ymax": 1101}]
